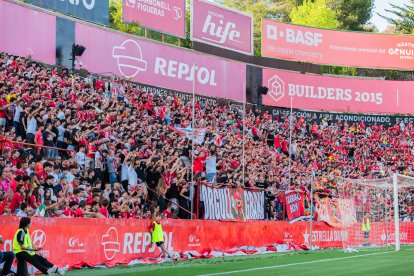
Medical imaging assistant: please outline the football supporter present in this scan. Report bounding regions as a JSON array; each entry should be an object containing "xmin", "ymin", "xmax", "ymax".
[
  {"xmin": 0, "ymin": 51, "xmax": 413, "ymax": 222},
  {"xmin": 13, "ymin": 217, "xmax": 69, "ymax": 275}
]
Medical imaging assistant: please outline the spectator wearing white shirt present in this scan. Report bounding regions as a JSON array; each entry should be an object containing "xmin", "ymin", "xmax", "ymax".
[
  {"xmin": 205, "ymin": 151, "xmax": 217, "ymax": 182},
  {"xmin": 13, "ymin": 99, "xmax": 24, "ymax": 136},
  {"xmin": 75, "ymin": 145, "xmax": 87, "ymax": 170}
]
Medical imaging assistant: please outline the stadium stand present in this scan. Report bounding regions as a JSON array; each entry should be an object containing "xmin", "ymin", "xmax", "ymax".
[{"xmin": 0, "ymin": 51, "xmax": 413, "ymax": 222}]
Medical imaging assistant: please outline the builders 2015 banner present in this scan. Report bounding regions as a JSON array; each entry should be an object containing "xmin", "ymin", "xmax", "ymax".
[
  {"xmin": 262, "ymin": 20, "xmax": 414, "ymax": 70},
  {"xmin": 285, "ymin": 191, "xmax": 306, "ymax": 221},
  {"xmin": 316, "ymin": 197, "xmax": 357, "ymax": 227},
  {"xmin": 263, "ymin": 68, "xmax": 414, "ymax": 114},
  {"xmin": 200, "ymin": 184, "xmax": 265, "ymax": 220}
]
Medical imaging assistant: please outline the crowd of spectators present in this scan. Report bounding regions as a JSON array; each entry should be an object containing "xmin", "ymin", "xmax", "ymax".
[{"xmin": 0, "ymin": 52, "xmax": 413, "ymax": 222}]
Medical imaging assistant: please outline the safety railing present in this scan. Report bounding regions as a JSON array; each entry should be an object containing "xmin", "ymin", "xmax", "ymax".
[
  {"xmin": 146, "ymin": 185, "xmax": 193, "ymax": 219},
  {"xmin": 0, "ymin": 139, "xmax": 76, "ymax": 158}
]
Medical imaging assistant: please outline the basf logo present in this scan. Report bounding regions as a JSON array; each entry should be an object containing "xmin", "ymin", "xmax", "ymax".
[{"xmin": 266, "ymin": 24, "xmax": 323, "ymax": 47}]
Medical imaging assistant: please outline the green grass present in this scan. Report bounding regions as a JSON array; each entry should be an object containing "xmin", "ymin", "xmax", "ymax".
[{"xmin": 67, "ymin": 246, "xmax": 414, "ymax": 276}]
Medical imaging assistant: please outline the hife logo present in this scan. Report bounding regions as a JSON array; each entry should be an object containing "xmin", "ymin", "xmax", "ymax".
[
  {"xmin": 101, "ymin": 227, "xmax": 121, "ymax": 260},
  {"xmin": 201, "ymin": 14, "xmax": 241, "ymax": 44},
  {"xmin": 112, "ymin": 39, "xmax": 147, "ymax": 79},
  {"xmin": 268, "ymin": 75, "xmax": 285, "ymax": 102}
]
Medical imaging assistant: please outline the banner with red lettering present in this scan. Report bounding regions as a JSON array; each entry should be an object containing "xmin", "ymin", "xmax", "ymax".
[
  {"xmin": 1, "ymin": 218, "xmax": 414, "ymax": 270},
  {"xmin": 0, "ymin": 1, "xmax": 56, "ymax": 64},
  {"xmin": 75, "ymin": 23, "xmax": 246, "ymax": 102},
  {"xmin": 123, "ymin": 0, "xmax": 186, "ymax": 38},
  {"xmin": 191, "ymin": 0, "xmax": 253, "ymax": 55},
  {"xmin": 285, "ymin": 191, "xmax": 306, "ymax": 221},
  {"xmin": 262, "ymin": 19, "xmax": 414, "ymax": 70},
  {"xmin": 263, "ymin": 68, "xmax": 414, "ymax": 114},
  {"xmin": 316, "ymin": 197, "xmax": 357, "ymax": 227},
  {"xmin": 200, "ymin": 184, "xmax": 265, "ymax": 220}
]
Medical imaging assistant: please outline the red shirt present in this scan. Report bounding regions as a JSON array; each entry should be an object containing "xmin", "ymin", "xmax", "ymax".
[
  {"xmin": 0, "ymin": 100, "xmax": 7, "ymax": 119},
  {"xmin": 10, "ymin": 192, "xmax": 24, "ymax": 212},
  {"xmin": 75, "ymin": 208, "xmax": 84, "ymax": 218},
  {"xmin": 162, "ymin": 209, "xmax": 173, "ymax": 219},
  {"xmin": 35, "ymin": 131, "xmax": 43, "ymax": 145},
  {"xmin": 282, "ymin": 140, "xmax": 288, "ymax": 153},
  {"xmin": 28, "ymin": 195, "xmax": 38, "ymax": 209},
  {"xmin": 62, "ymin": 208, "xmax": 76, "ymax": 217},
  {"xmin": 274, "ymin": 136, "xmax": 281, "ymax": 149},
  {"xmin": 86, "ymin": 194, "xmax": 94, "ymax": 205},
  {"xmin": 193, "ymin": 156, "xmax": 204, "ymax": 173},
  {"xmin": 100, "ymin": 206, "xmax": 109, "ymax": 218},
  {"xmin": 119, "ymin": 212, "xmax": 129, "ymax": 219}
]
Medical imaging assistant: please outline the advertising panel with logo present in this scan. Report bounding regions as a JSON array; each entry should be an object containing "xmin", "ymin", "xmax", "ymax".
[
  {"xmin": 262, "ymin": 19, "xmax": 414, "ymax": 70},
  {"xmin": 26, "ymin": 0, "xmax": 109, "ymax": 25},
  {"xmin": 191, "ymin": 0, "xmax": 253, "ymax": 55},
  {"xmin": 263, "ymin": 68, "xmax": 414, "ymax": 114},
  {"xmin": 1, "ymin": 217, "xmax": 413, "ymax": 270},
  {"xmin": 0, "ymin": 1, "xmax": 56, "ymax": 65},
  {"xmin": 75, "ymin": 23, "xmax": 246, "ymax": 102},
  {"xmin": 200, "ymin": 184, "xmax": 265, "ymax": 220},
  {"xmin": 123, "ymin": 0, "xmax": 186, "ymax": 38}
]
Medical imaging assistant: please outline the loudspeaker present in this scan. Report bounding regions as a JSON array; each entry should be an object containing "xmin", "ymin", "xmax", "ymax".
[
  {"xmin": 72, "ymin": 44, "xmax": 86, "ymax": 57},
  {"xmin": 258, "ymin": 86, "xmax": 269, "ymax": 95}
]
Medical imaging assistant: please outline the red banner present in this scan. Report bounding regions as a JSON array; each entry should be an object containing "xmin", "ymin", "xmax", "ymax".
[
  {"xmin": 263, "ymin": 68, "xmax": 414, "ymax": 114},
  {"xmin": 1, "ymin": 218, "xmax": 414, "ymax": 270},
  {"xmin": 0, "ymin": 1, "xmax": 56, "ymax": 64},
  {"xmin": 200, "ymin": 184, "xmax": 265, "ymax": 220},
  {"xmin": 285, "ymin": 191, "xmax": 305, "ymax": 221},
  {"xmin": 262, "ymin": 19, "xmax": 414, "ymax": 70},
  {"xmin": 316, "ymin": 197, "xmax": 357, "ymax": 227}
]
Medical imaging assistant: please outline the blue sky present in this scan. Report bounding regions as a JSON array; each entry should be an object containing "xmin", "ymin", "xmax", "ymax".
[{"xmin": 370, "ymin": 0, "xmax": 410, "ymax": 31}]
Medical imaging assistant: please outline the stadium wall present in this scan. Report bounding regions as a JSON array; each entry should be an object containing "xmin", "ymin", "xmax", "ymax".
[{"xmin": 1, "ymin": 217, "xmax": 414, "ymax": 268}]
